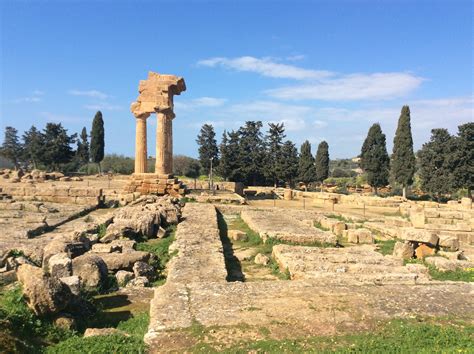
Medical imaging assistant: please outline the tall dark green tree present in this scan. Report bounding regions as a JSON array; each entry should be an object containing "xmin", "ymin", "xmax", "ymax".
[
  {"xmin": 22, "ymin": 125, "xmax": 45, "ymax": 169},
  {"xmin": 452, "ymin": 123, "xmax": 474, "ymax": 198},
  {"xmin": 224, "ymin": 130, "xmax": 243, "ymax": 182},
  {"xmin": 0, "ymin": 127, "xmax": 23, "ymax": 169},
  {"xmin": 418, "ymin": 129, "xmax": 455, "ymax": 199},
  {"xmin": 280, "ymin": 140, "xmax": 299, "ymax": 187},
  {"xmin": 217, "ymin": 130, "xmax": 233, "ymax": 181},
  {"xmin": 76, "ymin": 127, "xmax": 90, "ymax": 166},
  {"xmin": 264, "ymin": 123, "xmax": 286, "ymax": 187},
  {"xmin": 196, "ymin": 124, "xmax": 219, "ymax": 175},
  {"xmin": 238, "ymin": 121, "xmax": 265, "ymax": 186},
  {"xmin": 315, "ymin": 141, "xmax": 330, "ymax": 189},
  {"xmin": 298, "ymin": 140, "xmax": 316, "ymax": 189},
  {"xmin": 360, "ymin": 123, "xmax": 390, "ymax": 194},
  {"xmin": 391, "ymin": 106, "xmax": 416, "ymax": 198},
  {"xmin": 42, "ymin": 123, "xmax": 77, "ymax": 171},
  {"xmin": 90, "ymin": 111, "xmax": 105, "ymax": 174}
]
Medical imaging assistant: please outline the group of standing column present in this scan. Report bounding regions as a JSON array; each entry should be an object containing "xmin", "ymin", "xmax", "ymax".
[{"xmin": 134, "ymin": 111, "xmax": 174, "ymax": 175}]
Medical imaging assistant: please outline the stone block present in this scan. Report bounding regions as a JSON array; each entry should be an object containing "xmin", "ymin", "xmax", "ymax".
[
  {"xmin": 400, "ymin": 228, "xmax": 439, "ymax": 246},
  {"xmin": 228, "ymin": 230, "xmax": 248, "ymax": 242},
  {"xmin": 410, "ymin": 211, "xmax": 425, "ymax": 228},
  {"xmin": 393, "ymin": 241, "xmax": 414, "ymax": 259},
  {"xmin": 438, "ymin": 236, "xmax": 460, "ymax": 251},
  {"xmin": 48, "ymin": 252, "xmax": 72, "ymax": 278},
  {"xmin": 254, "ymin": 253, "xmax": 270, "ymax": 266},
  {"xmin": 461, "ymin": 197, "xmax": 472, "ymax": 210},
  {"xmin": 116, "ymin": 270, "xmax": 134, "ymax": 287},
  {"xmin": 59, "ymin": 275, "xmax": 81, "ymax": 296}
]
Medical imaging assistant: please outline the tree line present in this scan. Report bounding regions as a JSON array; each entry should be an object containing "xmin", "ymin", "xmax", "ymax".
[
  {"xmin": 196, "ymin": 106, "xmax": 472, "ymax": 199},
  {"xmin": 196, "ymin": 121, "xmax": 329, "ymax": 188},
  {"xmin": 0, "ymin": 111, "xmax": 105, "ymax": 173}
]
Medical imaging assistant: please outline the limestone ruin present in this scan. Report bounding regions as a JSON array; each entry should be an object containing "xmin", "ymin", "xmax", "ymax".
[{"xmin": 125, "ymin": 71, "xmax": 186, "ymax": 196}]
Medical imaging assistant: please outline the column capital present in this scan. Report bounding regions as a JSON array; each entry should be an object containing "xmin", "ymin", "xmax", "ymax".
[{"xmin": 133, "ymin": 112, "xmax": 151, "ymax": 120}]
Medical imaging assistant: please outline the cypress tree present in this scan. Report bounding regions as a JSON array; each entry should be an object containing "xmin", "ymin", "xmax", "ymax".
[
  {"xmin": 225, "ymin": 130, "xmax": 243, "ymax": 182},
  {"xmin": 217, "ymin": 130, "xmax": 232, "ymax": 181},
  {"xmin": 452, "ymin": 123, "xmax": 474, "ymax": 199},
  {"xmin": 90, "ymin": 111, "xmax": 105, "ymax": 174},
  {"xmin": 315, "ymin": 141, "xmax": 330, "ymax": 190},
  {"xmin": 391, "ymin": 106, "xmax": 416, "ymax": 198},
  {"xmin": 265, "ymin": 123, "xmax": 286, "ymax": 187},
  {"xmin": 22, "ymin": 125, "xmax": 45, "ymax": 169},
  {"xmin": 0, "ymin": 127, "xmax": 23, "ymax": 169},
  {"xmin": 76, "ymin": 127, "xmax": 90, "ymax": 166},
  {"xmin": 418, "ymin": 129, "xmax": 456, "ymax": 199},
  {"xmin": 280, "ymin": 140, "xmax": 299, "ymax": 187},
  {"xmin": 298, "ymin": 140, "xmax": 316, "ymax": 190},
  {"xmin": 196, "ymin": 124, "xmax": 219, "ymax": 174},
  {"xmin": 360, "ymin": 123, "xmax": 390, "ymax": 195}
]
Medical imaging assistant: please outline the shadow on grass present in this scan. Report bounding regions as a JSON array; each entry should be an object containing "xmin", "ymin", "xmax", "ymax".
[{"xmin": 217, "ymin": 211, "xmax": 245, "ymax": 282}]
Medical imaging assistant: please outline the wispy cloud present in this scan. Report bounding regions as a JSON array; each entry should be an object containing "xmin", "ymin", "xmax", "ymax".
[
  {"xmin": 40, "ymin": 111, "xmax": 87, "ymax": 123},
  {"xmin": 68, "ymin": 89, "xmax": 109, "ymax": 100},
  {"xmin": 197, "ymin": 56, "xmax": 332, "ymax": 80},
  {"xmin": 10, "ymin": 90, "xmax": 44, "ymax": 103},
  {"xmin": 267, "ymin": 72, "xmax": 424, "ymax": 101},
  {"xmin": 175, "ymin": 96, "xmax": 228, "ymax": 111},
  {"xmin": 198, "ymin": 56, "xmax": 423, "ymax": 101},
  {"xmin": 84, "ymin": 103, "xmax": 123, "ymax": 111}
]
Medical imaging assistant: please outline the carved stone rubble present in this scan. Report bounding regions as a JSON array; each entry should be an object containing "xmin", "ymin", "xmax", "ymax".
[{"xmin": 125, "ymin": 72, "xmax": 186, "ymax": 196}]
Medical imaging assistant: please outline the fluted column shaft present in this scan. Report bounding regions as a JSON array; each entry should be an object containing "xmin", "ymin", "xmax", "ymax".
[
  {"xmin": 155, "ymin": 112, "xmax": 173, "ymax": 175},
  {"xmin": 134, "ymin": 116, "xmax": 147, "ymax": 173}
]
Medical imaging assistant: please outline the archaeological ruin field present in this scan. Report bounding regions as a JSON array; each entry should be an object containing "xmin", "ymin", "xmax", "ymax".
[{"xmin": 0, "ymin": 171, "xmax": 472, "ymax": 352}]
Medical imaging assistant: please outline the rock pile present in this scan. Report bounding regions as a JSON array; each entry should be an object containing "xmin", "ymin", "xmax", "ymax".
[
  {"xmin": 0, "ymin": 169, "xmax": 83, "ymax": 183},
  {"xmin": 9, "ymin": 195, "xmax": 181, "ymax": 318}
]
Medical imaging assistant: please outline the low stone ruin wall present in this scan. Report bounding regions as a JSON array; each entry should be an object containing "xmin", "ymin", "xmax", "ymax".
[
  {"xmin": 146, "ymin": 203, "xmax": 228, "ymax": 342},
  {"xmin": 0, "ymin": 184, "xmax": 103, "ymax": 205},
  {"xmin": 180, "ymin": 178, "xmax": 244, "ymax": 195},
  {"xmin": 240, "ymin": 209, "xmax": 337, "ymax": 245},
  {"xmin": 272, "ymin": 244, "xmax": 430, "ymax": 284}
]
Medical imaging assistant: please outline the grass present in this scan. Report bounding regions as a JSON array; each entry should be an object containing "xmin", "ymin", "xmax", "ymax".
[
  {"xmin": 226, "ymin": 215, "xmax": 262, "ymax": 246},
  {"xmin": 0, "ymin": 284, "xmax": 76, "ymax": 352},
  {"xmin": 97, "ymin": 223, "xmax": 107, "ymax": 239},
  {"xmin": 136, "ymin": 225, "xmax": 177, "ymax": 286},
  {"xmin": 46, "ymin": 312, "xmax": 149, "ymax": 354},
  {"xmin": 314, "ymin": 221, "xmax": 330, "ymax": 231},
  {"xmin": 188, "ymin": 317, "xmax": 473, "ymax": 353},
  {"xmin": 326, "ymin": 214, "xmax": 354, "ymax": 223},
  {"xmin": 374, "ymin": 239, "xmax": 397, "ymax": 255},
  {"xmin": 405, "ymin": 258, "xmax": 474, "ymax": 282}
]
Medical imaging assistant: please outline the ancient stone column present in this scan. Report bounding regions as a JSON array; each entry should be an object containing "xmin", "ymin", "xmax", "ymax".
[
  {"xmin": 134, "ymin": 115, "xmax": 148, "ymax": 174},
  {"xmin": 155, "ymin": 112, "xmax": 173, "ymax": 175}
]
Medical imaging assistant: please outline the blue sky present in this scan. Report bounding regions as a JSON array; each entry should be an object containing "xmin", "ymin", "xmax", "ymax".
[{"xmin": 1, "ymin": 0, "xmax": 472, "ymax": 159}]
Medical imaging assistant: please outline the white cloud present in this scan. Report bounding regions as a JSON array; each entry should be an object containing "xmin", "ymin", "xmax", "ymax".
[
  {"xmin": 175, "ymin": 97, "xmax": 228, "ymax": 111},
  {"xmin": 68, "ymin": 89, "xmax": 109, "ymax": 100},
  {"xmin": 197, "ymin": 56, "xmax": 332, "ymax": 80},
  {"xmin": 313, "ymin": 120, "xmax": 328, "ymax": 128},
  {"xmin": 11, "ymin": 90, "xmax": 44, "ymax": 103},
  {"xmin": 267, "ymin": 72, "xmax": 424, "ymax": 101},
  {"xmin": 40, "ymin": 111, "xmax": 86, "ymax": 123},
  {"xmin": 84, "ymin": 103, "xmax": 123, "ymax": 111}
]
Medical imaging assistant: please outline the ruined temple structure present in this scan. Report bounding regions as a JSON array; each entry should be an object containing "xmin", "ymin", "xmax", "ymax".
[{"xmin": 124, "ymin": 72, "xmax": 186, "ymax": 196}]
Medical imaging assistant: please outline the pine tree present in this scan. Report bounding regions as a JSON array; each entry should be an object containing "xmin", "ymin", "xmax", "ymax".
[
  {"xmin": 76, "ymin": 127, "xmax": 90, "ymax": 166},
  {"xmin": 418, "ymin": 129, "xmax": 456, "ymax": 199},
  {"xmin": 22, "ymin": 126, "xmax": 45, "ymax": 169},
  {"xmin": 315, "ymin": 141, "xmax": 330, "ymax": 190},
  {"xmin": 0, "ymin": 127, "xmax": 23, "ymax": 169},
  {"xmin": 217, "ymin": 130, "xmax": 232, "ymax": 181},
  {"xmin": 360, "ymin": 123, "xmax": 390, "ymax": 194},
  {"xmin": 298, "ymin": 140, "xmax": 316, "ymax": 189},
  {"xmin": 452, "ymin": 123, "xmax": 474, "ymax": 199},
  {"xmin": 265, "ymin": 123, "xmax": 286, "ymax": 187},
  {"xmin": 391, "ymin": 106, "xmax": 416, "ymax": 198},
  {"xmin": 280, "ymin": 140, "xmax": 299, "ymax": 187},
  {"xmin": 225, "ymin": 130, "xmax": 243, "ymax": 182},
  {"xmin": 238, "ymin": 121, "xmax": 265, "ymax": 186},
  {"xmin": 90, "ymin": 111, "xmax": 105, "ymax": 174},
  {"xmin": 196, "ymin": 124, "xmax": 219, "ymax": 174},
  {"xmin": 42, "ymin": 123, "xmax": 77, "ymax": 171}
]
